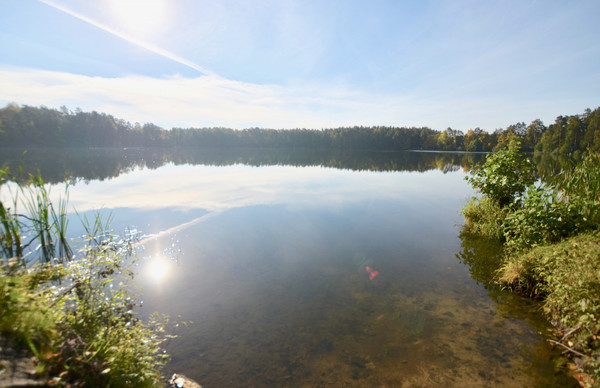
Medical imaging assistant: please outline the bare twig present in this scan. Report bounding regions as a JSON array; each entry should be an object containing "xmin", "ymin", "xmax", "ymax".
[
  {"xmin": 547, "ymin": 339, "xmax": 586, "ymax": 358},
  {"xmin": 560, "ymin": 324, "xmax": 583, "ymax": 342}
]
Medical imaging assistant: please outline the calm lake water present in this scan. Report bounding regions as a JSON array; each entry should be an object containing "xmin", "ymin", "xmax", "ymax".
[{"xmin": 1, "ymin": 148, "xmax": 575, "ymax": 387}]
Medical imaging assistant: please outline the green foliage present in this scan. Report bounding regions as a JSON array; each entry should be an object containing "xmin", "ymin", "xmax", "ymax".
[
  {"xmin": 1, "ymin": 237, "xmax": 171, "ymax": 386},
  {"xmin": 460, "ymin": 196, "xmax": 507, "ymax": 241},
  {"xmin": 494, "ymin": 150, "xmax": 599, "ymax": 254},
  {"xmin": 44, "ymin": 234, "xmax": 171, "ymax": 387},
  {"xmin": 464, "ymin": 148, "xmax": 600, "ymax": 274},
  {"xmin": 466, "ymin": 138, "xmax": 535, "ymax": 207},
  {"xmin": 20, "ymin": 173, "xmax": 73, "ymax": 265},
  {"xmin": 535, "ymin": 108, "xmax": 600, "ymax": 156},
  {"xmin": 0, "ymin": 265, "xmax": 61, "ymax": 359},
  {"xmin": 1, "ymin": 170, "xmax": 173, "ymax": 387},
  {"xmin": 555, "ymin": 150, "xmax": 600, "ymax": 226},
  {"xmin": 498, "ymin": 233, "xmax": 600, "ymax": 382},
  {"xmin": 463, "ymin": 144, "xmax": 600, "ymax": 383},
  {"xmin": 463, "ymin": 148, "xmax": 600, "ymax": 384},
  {"xmin": 503, "ymin": 184, "xmax": 585, "ymax": 253},
  {"xmin": 0, "ymin": 198, "xmax": 23, "ymax": 261}
]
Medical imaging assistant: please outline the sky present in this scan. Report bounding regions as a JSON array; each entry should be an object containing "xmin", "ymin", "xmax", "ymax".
[{"xmin": 0, "ymin": 0, "xmax": 599, "ymax": 131}]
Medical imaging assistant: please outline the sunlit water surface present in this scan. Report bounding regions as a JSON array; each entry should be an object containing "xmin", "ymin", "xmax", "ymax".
[{"xmin": 2, "ymin": 150, "xmax": 575, "ymax": 387}]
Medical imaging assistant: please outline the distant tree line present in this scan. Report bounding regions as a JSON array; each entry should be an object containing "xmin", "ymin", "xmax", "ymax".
[{"xmin": 1, "ymin": 103, "xmax": 599, "ymax": 156}]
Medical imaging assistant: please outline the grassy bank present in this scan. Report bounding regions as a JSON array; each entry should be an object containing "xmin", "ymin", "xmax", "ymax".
[
  {"xmin": 462, "ymin": 140, "xmax": 600, "ymax": 387},
  {"xmin": 500, "ymin": 232, "xmax": 600, "ymax": 385},
  {"xmin": 1, "ymin": 168, "xmax": 172, "ymax": 387}
]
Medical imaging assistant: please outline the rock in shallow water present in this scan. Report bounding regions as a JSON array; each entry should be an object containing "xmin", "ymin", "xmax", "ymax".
[{"xmin": 168, "ymin": 373, "xmax": 202, "ymax": 388}]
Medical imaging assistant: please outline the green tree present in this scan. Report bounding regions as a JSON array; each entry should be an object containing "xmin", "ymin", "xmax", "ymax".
[
  {"xmin": 493, "ymin": 129, "xmax": 520, "ymax": 152},
  {"xmin": 560, "ymin": 115, "xmax": 584, "ymax": 156},
  {"xmin": 523, "ymin": 119, "xmax": 545, "ymax": 151},
  {"xmin": 464, "ymin": 128, "xmax": 484, "ymax": 152},
  {"xmin": 467, "ymin": 138, "xmax": 535, "ymax": 207}
]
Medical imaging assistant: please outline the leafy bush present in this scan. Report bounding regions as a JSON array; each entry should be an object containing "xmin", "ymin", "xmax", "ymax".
[
  {"xmin": 555, "ymin": 151, "xmax": 600, "ymax": 226},
  {"xmin": 503, "ymin": 184, "xmax": 584, "ymax": 253},
  {"xmin": 465, "ymin": 144, "xmax": 598, "ymax": 254},
  {"xmin": 466, "ymin": 138, "xmax": 535, "ymax": 207}
]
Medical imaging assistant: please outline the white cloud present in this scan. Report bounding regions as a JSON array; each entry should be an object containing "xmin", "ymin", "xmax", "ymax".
[
  {"xmin": 0, "ymin": 66, "xmax": 593, "ymax": 131},
  {"xmin": 0, "ymin": 66, "xmax": 419, "ymax": 129}
]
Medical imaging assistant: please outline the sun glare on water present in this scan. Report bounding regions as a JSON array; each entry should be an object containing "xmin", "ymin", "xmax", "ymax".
[
  {"xmin": 109, "ymin": 0, "xmax": 168, "ymax": 35},
  {"xmin": 147, "ymin": 257, "xmax": 170, "ymax": 281}
]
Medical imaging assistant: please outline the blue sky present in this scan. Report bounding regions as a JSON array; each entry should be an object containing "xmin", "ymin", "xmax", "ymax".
[{"xmin": 1, "ymin": 0, "xmax": 599, "ymax": 131}]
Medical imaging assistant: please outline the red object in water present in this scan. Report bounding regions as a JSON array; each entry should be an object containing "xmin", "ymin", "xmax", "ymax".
[{"xmin": 365, "ymin": 266, "xmax": 379, "ymax": 280}]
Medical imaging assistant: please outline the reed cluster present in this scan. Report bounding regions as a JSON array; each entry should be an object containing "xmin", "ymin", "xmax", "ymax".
[{"xmin": 1, "ymin": 166, "xmax": 171, "ymax": 387}]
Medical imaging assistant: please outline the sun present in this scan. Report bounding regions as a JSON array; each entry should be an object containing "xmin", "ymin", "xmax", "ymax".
[{"xmin": 109, "ymin": 0, "xmax": 168, "ymax": 35}]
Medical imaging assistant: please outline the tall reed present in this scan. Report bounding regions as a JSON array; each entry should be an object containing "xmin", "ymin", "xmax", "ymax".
[
  {"xmin": 1, "ymin": 168, "xmax": 72, "ymax": 269},
  {"xmin": 1, "ymin": 165, "xmax": 173, "ymax": 386}
]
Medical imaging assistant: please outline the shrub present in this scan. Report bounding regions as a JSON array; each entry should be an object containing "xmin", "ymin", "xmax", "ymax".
[
  {"xmin": 466, "ymin": 138, "xmax": 535, "ymax": 207},
  {"xmin": 503, "ymin": 184, "xmax": 584, "ymax": 253},
  {"xmin": 555, "ymin": 151, "xmax": 600, "ymax": 226}
]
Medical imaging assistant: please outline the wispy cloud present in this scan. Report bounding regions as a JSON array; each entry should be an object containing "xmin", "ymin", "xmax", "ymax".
[
  {"xmin": 0, "ymin": 66, "xmax": 588, "ymax": 131},
  {"xmin": 0, "ymin": 66, "xmax": 419, "ymax": 129},
  {"xmin": 0, "ymin": 66, "xmax": 595, "ymax": 130},
  {"xmin": 37, "ymin": 0, "xmax": 213, "ymax": 76}
]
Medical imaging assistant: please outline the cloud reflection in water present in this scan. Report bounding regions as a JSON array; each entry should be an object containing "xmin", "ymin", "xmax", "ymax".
[{"xmin": 50, "ymin": 163, "xmax": 469, "ymax": 216}]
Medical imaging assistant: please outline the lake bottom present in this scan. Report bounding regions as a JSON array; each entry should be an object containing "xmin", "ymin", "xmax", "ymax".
[{"xmin": 137, "ymin": 205, "xmax": 574, "ymax": 387}]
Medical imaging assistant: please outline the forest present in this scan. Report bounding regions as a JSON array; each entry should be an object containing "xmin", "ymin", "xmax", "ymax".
[{"xmin": 1, "ymin": 103, "xmax": 599, "ymax": 156}]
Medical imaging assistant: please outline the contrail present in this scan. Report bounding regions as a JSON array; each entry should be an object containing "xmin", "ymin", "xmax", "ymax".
[{"xmin": 37, "ymin": 0, "xmax": 215, "ymax": 76}]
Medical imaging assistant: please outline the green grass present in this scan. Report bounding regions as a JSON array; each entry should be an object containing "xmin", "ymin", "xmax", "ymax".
[
  {"xmin": 1, "ymin": 166, "xmax": 174, "ymax": 386},
  {"xmin": 498, "ymin": 232, "xmax": 600, "ymax": 385},
  {"xmin": 460, "ymin": 196, "xmax": 507, "ymax": 241}
]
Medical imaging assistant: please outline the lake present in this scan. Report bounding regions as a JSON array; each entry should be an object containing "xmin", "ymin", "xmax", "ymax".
[{"xmin": 0, "ymin": 148, "xmax": 574, "ymax": 387}]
